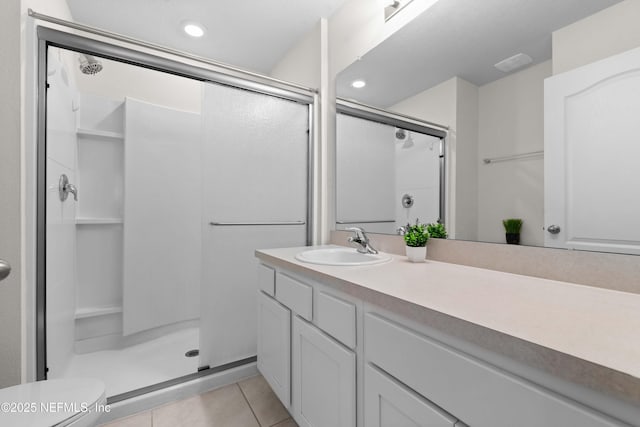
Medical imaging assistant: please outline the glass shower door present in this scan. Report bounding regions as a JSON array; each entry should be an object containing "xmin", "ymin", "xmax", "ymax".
[{"xmin": 199, "ymin": 82, "xmax": 310, "ymax": 370}]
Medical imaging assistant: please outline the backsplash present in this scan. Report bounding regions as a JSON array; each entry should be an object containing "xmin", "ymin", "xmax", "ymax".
[{"xmin": 330, "ymin": 231, "xmax": 640, "ymax": 295}]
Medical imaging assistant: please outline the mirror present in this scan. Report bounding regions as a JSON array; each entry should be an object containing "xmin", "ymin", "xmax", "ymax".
[{"xmin": 336, "ymin": 0, "xmax": 636, "ymax": 253}]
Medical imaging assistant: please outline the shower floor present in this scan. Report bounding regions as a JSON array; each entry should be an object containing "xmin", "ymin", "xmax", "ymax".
[{"xmin": 60, "ymin": 326, "xmax": 200, "ymax": 398}]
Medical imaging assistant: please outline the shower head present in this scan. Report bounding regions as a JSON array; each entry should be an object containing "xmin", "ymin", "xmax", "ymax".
[
  {"xmin": 395, "ymin": 128, "xmax": 414, "ymax": 149},
  {"xmin": 78, "ymin": 54, "xmax": 103, "ymax": 75}
]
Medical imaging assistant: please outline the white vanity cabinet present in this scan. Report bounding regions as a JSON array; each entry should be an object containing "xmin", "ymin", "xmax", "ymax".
[
  {"xmin": 256, "ymin": 266, "xmax": 357, "ymax": 427},
  {"xmin": 365, "ymin": 312, "xmax": 624, "ymax": 427},
  {"xmin": 292, "ymin": 316, "xmax": 356, "ymax": 427},
  {"xmin": 257, "ymin": 290, "xmax": 291, "ymax": 408},
  {"xmin": 365, "ymin": 363, "xmax": 458, "ymax": 427},
  {"xmin": 256, "ymin": 256, "xmax": 630, "ymax": 427}
]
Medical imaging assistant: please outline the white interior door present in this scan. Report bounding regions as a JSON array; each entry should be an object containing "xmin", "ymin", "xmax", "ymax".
[
  {"xmin": 544, "ymin": 46, "xmax": 640, "ymax": 254},
  {"xmin": 199, "ymin": 83, "xmax": 308, "ymax": 369}
]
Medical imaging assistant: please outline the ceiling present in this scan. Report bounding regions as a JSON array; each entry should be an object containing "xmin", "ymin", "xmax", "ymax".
[
  {"xmin": 65, "ymin": 0, "xmax": 349, "ymax": 75},
  {"xmin": 337, "ymin": 0, "xmax": 623, "ymax": 107}
]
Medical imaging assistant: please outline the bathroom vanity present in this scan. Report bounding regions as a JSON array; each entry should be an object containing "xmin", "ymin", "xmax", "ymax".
[{"xmin": 255, "ymin": 246, "xmax": 640, "ymax": 427}]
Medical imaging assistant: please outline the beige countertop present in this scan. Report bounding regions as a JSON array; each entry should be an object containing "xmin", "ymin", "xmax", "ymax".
[{"xmin": 256, "ymin": 245, "xmax": 640, "ymax": 406}]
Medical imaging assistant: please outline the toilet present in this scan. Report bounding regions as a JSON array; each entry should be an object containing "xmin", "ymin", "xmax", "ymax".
[{"xmin": 0, "ymin": 378, "xmax": 106, "ymax": 426}]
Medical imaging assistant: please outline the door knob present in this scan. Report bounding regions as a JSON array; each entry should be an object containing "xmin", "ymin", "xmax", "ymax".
[
  {"xmin": 0, "ymin": 259, "xmax": 11, "ymax": 282},
  {"xmin": 547, "ymin": 225, "xmax": 561, "ymax": 234}
]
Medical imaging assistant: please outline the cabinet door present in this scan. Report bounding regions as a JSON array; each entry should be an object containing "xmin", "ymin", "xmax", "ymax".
[
  {"xmin": 365, "ymin": 363, "xmax": 457, "ymax": 427},
  {"xmin": 292, "ymin": 316, "xmax": 356, "ymax": 427},
  {"xmin": 257, "ymin": 291, "xmax": 291, "ymax": 408}
]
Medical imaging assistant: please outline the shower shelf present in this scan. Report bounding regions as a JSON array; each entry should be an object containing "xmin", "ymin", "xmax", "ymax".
[
  {"xmin": 75, "ymin": 305, "xmax": 122, "ymax": 320},
  {"xmin": 77, "ymin": 128, "xmax": 124, "ymax": 140},
  {"xmin": 76, "ymin": 217, "xmax": 123, "ymax": 225}
]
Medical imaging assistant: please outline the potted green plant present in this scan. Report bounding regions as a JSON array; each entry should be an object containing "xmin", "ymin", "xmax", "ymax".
[
  {"xmin": 403, "ymin": 219, "xmax": 429, "ymax": 262},
  {"xmin": 426, "ymin": 222, "xmax": 447, "ymax": 239},
  {"xmin": 502, "ymin": 218, "xmax": 523, "ymax": 244}
]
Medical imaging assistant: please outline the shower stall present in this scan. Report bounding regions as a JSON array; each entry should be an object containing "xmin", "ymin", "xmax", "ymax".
[{"xmin": 39, "ymin": 27, "xmax": 312, "ymax": 402}]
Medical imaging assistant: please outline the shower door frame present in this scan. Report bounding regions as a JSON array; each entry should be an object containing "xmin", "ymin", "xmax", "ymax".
[{"xmin": 35, "ymin": 26, "xmax": 316, "ymax": 395}]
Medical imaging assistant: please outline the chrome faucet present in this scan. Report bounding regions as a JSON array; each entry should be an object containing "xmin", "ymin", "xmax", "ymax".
[{"xmin": 346, "ymin": 227, "xmax": 378, "ymax": 254}]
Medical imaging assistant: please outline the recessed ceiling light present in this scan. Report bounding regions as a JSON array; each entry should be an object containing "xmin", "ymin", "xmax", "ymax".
[
  {"xmin": 183, "ymin": 22, "xmax": 205, "ymax": 38},
  {"xmin": 351, "ymin": 80, "xmax": 366, "ymax": 89}
]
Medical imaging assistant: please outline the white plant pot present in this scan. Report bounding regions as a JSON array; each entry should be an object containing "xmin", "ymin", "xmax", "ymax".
[{"xmin": 405, "ymin": 245, "xmax": 427, "ymax": 262}]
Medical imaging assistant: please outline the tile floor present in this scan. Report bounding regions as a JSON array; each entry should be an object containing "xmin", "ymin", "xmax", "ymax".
[{"xmin": 101, "ymin": 375, "xmax": 298, "ymax": 427}]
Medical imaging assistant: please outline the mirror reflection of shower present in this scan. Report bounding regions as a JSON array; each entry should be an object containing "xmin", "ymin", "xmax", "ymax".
[{"xmin": 336, "ymin": 114, "xmax": 443, "ymax": 235}]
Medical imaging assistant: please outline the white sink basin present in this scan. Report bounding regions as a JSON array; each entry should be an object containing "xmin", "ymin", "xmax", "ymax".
[{"xmin": 295, "ymin": 247, "xmax": 392, "ymax": 266}]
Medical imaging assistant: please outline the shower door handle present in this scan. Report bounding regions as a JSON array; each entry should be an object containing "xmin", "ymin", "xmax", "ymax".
[{"xmin": 0, "ymin": 259, "xmax": 11, "ymax": 282}]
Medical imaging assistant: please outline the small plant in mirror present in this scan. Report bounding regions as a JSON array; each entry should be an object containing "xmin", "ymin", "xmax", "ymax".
[
  {"xmin": 404, "ymin": 219, "xmax": 429, "ymax": 247},
  {"xmin": 502, "ymin": 218, "xmax": 523, "ymax": 245},
  {"xmin": 426, "ymin": 222, "xmax": 447, "ymax": 239}
]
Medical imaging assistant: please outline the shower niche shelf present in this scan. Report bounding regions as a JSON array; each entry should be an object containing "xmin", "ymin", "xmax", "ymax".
[
  {"xmin": 75, "ymin": 305, "xmax": 123, "ymax": 320},
  {"xmin": 73, "ymin": 94, "xmax": 125, "ymax": 352},
  {"xmin": 77, "ymin": 128, "xmax": 124, "ymax": 140},
  {"xmin": 76, "ymin": 217, "xmax": 123, "ymax": 225}
]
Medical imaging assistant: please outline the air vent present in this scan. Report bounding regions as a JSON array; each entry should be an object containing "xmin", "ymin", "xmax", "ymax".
[{"xmin": 494, "ymin": 53, "xmax": 533, "ymax": 73}]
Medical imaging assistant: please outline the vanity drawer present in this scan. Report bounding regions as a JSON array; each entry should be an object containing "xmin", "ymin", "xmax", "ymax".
[
  {"xmin": 365, "ymin": 363, "xmax": 457, "ymax": 427},
  {"xmin": 257, "ymin": 264, "xmax": 275, "ymax": 296},
  {"xmin": 276, "ymin": 273, "xmax": 313, "ymax": 321},
  {"xmin": 316, "ymin": 291, "xmax": 356, "ymax": 349},
  {"xmin": 365, "ymin": 313, "xmax": 620, "ymax": 427}
]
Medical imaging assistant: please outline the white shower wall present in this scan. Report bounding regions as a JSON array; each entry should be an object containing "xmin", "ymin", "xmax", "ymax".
[
  {"xmin": 394, "ymin": 132, "xmax": 441, "ymax": 227},
  {"xmin": 123, "ymin": 98, "xmax": 202, "ymax": 336},
  {"xmin": 45, "ymin": 49, "xmax": 79, "ymax": 377},
  {"xmin": 72, "ymin": 93, "xmax": 204, "ymax": 353}
]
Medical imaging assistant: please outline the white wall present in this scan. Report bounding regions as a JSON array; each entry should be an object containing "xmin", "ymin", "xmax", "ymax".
[
  {"xmin": 454, "ymin": 79, "xmax": 479, "ymax": 241},
  {"xmin": 390, "ymin": 78, "xmax": 457, "ymax": 126},
  {"xmin": 270, "ymin": 21, "xmax": 322, "ymax": 89},
  {"xmin": 329, "ymin": 0, "xmax": 441, "ymax": 77},
  {"xmin": 0, "ymin": 0, "xmax": 22, "ymax": 388},
  {"xmin": 552, "ymin": 0, "xmax": 640, "ymax": 75},
  {"xmin": 477, "ymin": 60, "xmax": 550, "ymax": 246}
]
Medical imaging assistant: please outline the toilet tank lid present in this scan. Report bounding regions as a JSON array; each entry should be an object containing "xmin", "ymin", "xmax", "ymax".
[{"xmin": 0, "ymin": 378, "xmax": 106, "ymax": 426}]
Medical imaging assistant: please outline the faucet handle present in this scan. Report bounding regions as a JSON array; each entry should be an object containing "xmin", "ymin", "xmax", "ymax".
[
  {"xmin": 58, "ymin": 174, "xmax": 78, "ymax": 202},
  {"xmin": 346, "ymin": 227, "xmax": 366, "ymax": 240}
]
